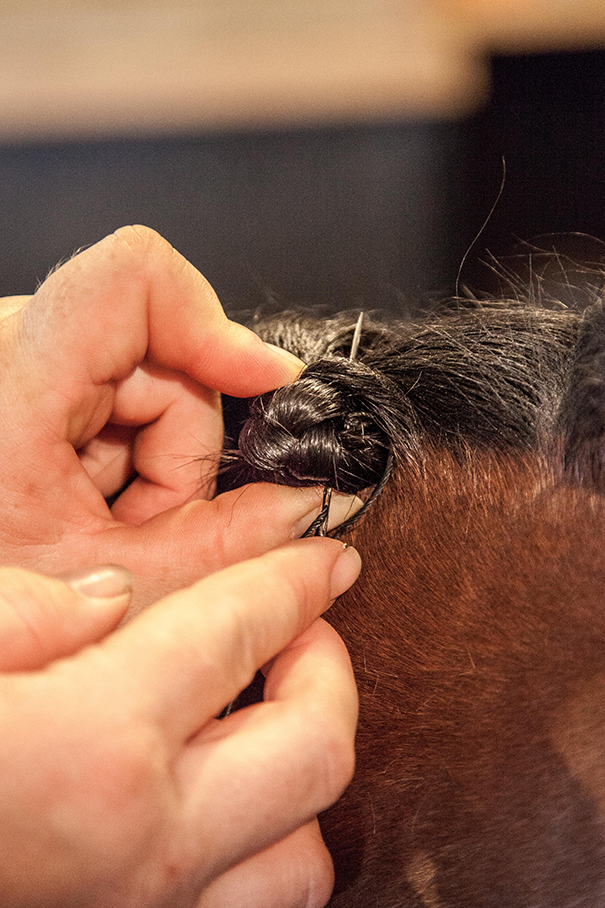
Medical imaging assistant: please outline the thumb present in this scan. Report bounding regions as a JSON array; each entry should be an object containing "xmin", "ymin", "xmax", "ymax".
[{"xmin": 0, "ymin": 565, "xmax": 132, "ymax": 671}]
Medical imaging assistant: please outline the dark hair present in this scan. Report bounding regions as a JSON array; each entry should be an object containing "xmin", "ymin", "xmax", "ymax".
[{"xmin": 221, "ymin": 289, "xmax": 605, "ymax": 508}]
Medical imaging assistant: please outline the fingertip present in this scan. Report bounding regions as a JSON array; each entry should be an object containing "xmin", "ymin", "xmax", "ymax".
[
  {"xmin": 305, "ymin": 823, "xmax": 336, "ymax": 908},
  {"xmin": 0, "ymin": 567, "xmax": 133, "ymax": 672},
  {"xmin": 219, "ymin": 322, "xmax": 304, "ymax": 395},
  {"xmin": 291, "ymin": 491, "xmax": 364, "ymax": 539},
  {"xmin": 195, "ymin": 821, "xmax": 335, "ymax": 908},
  {"xmin": 328, "ymin": 544, "xmax": 362, "ymax": 602},
  {"xmin": 264, "ymin": 342, "xmax": 306, "ymax": 382}
]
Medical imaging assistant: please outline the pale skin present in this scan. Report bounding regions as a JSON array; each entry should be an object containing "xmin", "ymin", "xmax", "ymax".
[
  {"xmin": 0, "ymin": 226, "xmax": 362, "ymax": 907},
  {"xmin": 0, "ymin": 224, "xmax": 359, "ymax": 609}
]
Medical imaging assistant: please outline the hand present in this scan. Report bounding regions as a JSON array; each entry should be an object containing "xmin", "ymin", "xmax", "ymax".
[
  {"xmin": 0, "ymin": 537, "xmax": 361, "ymax": 908},
  {"xmin": 0, "ymin": 226, "xmax": 358, "ymax": 610}
]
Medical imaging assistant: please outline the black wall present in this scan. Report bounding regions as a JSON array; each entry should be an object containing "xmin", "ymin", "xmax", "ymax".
[
  {"xmin": 461, "ymin": 49, "xmax": 605, "ymax": 291},
  {"xmin": 0, "ymin": 122, "xmax": 462, "ymax": 316},
  {"xmin": 0, "ymin": 48, "xmax": 603, "ymax": 316}
]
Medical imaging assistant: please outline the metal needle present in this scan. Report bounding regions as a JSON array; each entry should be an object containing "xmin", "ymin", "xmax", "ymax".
[{"xmin": 302, "ymin": 311, "xmax": 365, "ymax": 538}]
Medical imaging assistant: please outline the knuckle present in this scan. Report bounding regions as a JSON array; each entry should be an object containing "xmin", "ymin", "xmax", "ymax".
[
  {"xmin": 110, "ymin": 225, "xmax": 213, "ymax": 307},
  {"xmin": 113, "ymin": 224, "xmax": 168, "ymax": 254},
  {"xmin": 304, "ymin": 706, "xmax": 356, "ymax": 807},
  {"xmin": 110, "ymin": 225, "xmax": 182, "ymax": 277},
  {"xmin": 303, "ymin": 839, "xmax": 335, "ymax": 908},
  {"xmin": 65, "ymin": 722, "xmax": 166, "ymax": 859},
  {"xmin": 41, "ymin": 660, "xmax": 168, "ymax": 858}
]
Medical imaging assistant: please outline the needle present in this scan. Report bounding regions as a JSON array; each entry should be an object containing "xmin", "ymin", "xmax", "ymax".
[{"xmin": 349, "ymin": 311, "xmax": 364, "ymax": 361}]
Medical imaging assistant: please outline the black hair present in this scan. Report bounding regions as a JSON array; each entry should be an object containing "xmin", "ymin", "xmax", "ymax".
[{"xmin": 221, "ymin": 281, "xmax": 605, "ymax": 516}]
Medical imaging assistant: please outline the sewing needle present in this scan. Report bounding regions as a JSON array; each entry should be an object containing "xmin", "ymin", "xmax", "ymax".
[{"xmin": 303, "ymin": 312, "xmax": 365, "ymax": 538}]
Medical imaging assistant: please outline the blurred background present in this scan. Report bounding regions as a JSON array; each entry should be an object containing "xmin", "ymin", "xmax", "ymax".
[{"xmin": 0, "ymin": 0, "xmax": 604, "ymax": 314}]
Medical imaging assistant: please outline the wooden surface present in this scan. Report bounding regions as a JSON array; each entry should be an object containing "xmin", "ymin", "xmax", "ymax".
[
  {"xmin": 447, "ymin": 0, "xmax": 605, "ymax": 52},
  {"xmin": 0, "ymin": 0, "xmax": 604, "ymax": 139}
]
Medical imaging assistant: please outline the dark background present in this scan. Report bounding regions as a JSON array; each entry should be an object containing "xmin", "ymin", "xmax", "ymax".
[{"xmin": 0, "ymin": 48, "xmax": 603, "ymax": 316}]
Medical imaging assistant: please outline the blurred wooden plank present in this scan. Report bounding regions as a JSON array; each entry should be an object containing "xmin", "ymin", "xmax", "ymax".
[
  {"xmin": 0, "ymin": 1, "xmax": 603, "ymax": 140},
  {"xmin": 0, "ymin": 1, "xmax": 485, "ymax": 139},
  {"xmin": 444, "ymin": 0, "xmax": 605, "ymax": 52}
]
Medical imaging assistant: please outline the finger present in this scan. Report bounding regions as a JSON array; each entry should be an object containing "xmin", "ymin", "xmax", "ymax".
[
  {"xmin": 95, "ymin": 485, "xmax": 364, "ymax": 612},
  {"xmin": 0, "ymin": 485, "xmax": 363, "ymax": 613},
  {"xmin": 176, "ymin": 618, "xmax": 358, "ymax": 885},
  {"xmin": 2, "ymin": 228, "xmax": 302, "ymax": 526},
  {"xmin": 79, "ymin": 362, "xmax": 221, "ymax": 516},
  {"xmin": 0, "ymin": 566, "xmax": 132, "ymax": 671},
  {"xmin": 101, "ymin": 539, "xmax": 360, "ymax": 743},
  {"xmin": 75, "ymin": 424, "xmax": 138, "ymax": 499},
  {"xmin": 0, "ymin": 228, "xmax": 304, "ymax": 540},
  {"xmin": 18, "ymin": 225, "xmax": 303, "ymax": 404},
  {"xmin": 196, "ymin": 820, "xmax": 334, "ymax": 908}
]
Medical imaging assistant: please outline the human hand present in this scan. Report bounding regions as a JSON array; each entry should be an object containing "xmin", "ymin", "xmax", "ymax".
[
  {"xmin": 0, "ymin": 226, "xmax": 358, "ymax": 610},
  {"xmin": 0, "ymin": 537, "xmax": 360, "ymax": 908}
]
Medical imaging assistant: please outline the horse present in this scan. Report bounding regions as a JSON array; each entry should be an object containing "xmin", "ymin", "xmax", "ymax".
[{"xmin": 221, "ymin": 280, "xmax": 605, "ymax": 907}]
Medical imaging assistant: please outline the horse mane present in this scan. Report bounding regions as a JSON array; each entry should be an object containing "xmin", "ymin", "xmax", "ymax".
[{"xmin": 220, "ymin": 268, "xmax": 605, "ymax": 907}]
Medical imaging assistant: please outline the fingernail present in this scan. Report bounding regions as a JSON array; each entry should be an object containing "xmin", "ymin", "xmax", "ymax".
[
  {"xmin": 264, "ymin": 343, "xmax": 306, "ymax": 381},
  {"xmin": 329, "ymin": 544, "xmax": 362, "ymax": 600},
  {"xmin": 60, "ymin": 565, "xmax": 134, "ymax": 602},
  {"xmin": 292, "ymin": 492, "xmax": 365, "ymax": 538},
  {"xmin": 327, "ymin": 493, "xmax": 365, "ymax": 532}
]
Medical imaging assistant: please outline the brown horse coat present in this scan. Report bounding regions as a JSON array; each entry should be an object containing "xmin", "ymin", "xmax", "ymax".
[{"xmin": 222, "ymin": 290, "xmax": 605, "ymax": 906}]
